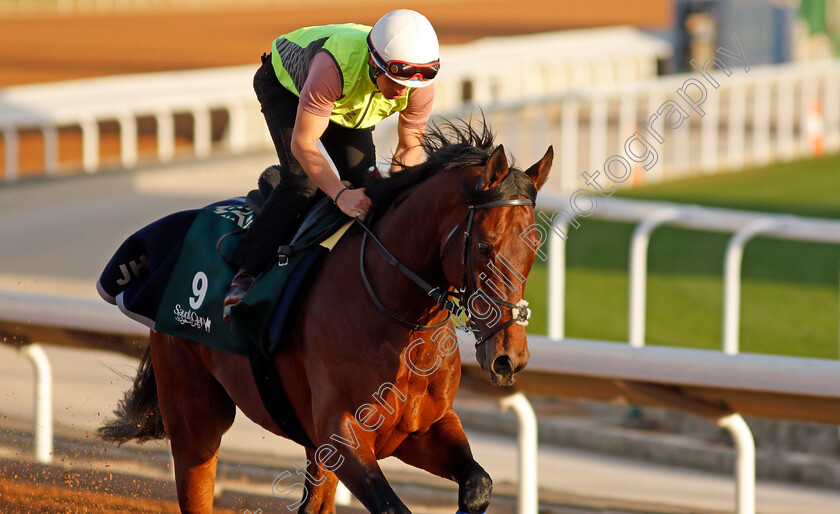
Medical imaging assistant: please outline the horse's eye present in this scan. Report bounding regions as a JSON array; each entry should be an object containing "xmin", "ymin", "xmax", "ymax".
[{"xmin": 476, "ymin": 242, "xmax": 494, "ymax": 257}]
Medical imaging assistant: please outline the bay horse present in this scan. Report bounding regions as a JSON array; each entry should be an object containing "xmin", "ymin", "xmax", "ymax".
[{"xmin": 100, "ymin": 121, "xmax": 553, "ymax": 514}]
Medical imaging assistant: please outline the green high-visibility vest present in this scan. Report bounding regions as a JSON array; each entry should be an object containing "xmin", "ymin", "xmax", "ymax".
[{"xmin": 271, "ymin": 23, "xmax": 410, "ymax": 129}]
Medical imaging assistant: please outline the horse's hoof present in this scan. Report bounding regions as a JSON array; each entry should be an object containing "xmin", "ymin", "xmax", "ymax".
[{"xmin": 458, "ymin": 470, "xmax": 492, "ymax": 514}]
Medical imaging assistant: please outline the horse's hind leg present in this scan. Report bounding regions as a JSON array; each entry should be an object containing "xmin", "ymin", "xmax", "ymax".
[
  {"xmin": 392, "ymin": 410, "xmax": 491, "ymax": 514},
  {"xmin": 150, "ymin": 332, "xmax": 236, "ymax": 513},
  {"xmin": 297, "ymin": 445, "xmax": 340, "ymax": 514}
]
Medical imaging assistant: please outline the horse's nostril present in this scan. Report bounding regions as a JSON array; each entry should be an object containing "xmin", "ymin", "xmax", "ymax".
[{"xmin": 492, "ymin": 355, "xmax": 513, "ymax": 376}]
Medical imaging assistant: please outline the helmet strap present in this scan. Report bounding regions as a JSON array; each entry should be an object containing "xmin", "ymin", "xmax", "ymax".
[{"xmin": 368, "ymin": 55, "xmax": 384, "ymax": 83}]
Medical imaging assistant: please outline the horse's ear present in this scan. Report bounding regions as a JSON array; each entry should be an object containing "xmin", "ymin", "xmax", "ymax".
[
  {"xmin": 524, "ymin": 146, "xmax": 553, "ymax": 191},
  {"xmin": 481, "ymin": 145, "xmax": 509, "ymax": 190}
]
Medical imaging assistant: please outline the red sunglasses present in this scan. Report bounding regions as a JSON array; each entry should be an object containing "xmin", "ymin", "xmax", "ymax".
[{"xmin": 367, "ymin": 36, "xmax": 439, "ymax": 82}]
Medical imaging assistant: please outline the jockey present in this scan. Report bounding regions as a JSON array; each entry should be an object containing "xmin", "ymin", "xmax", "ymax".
[{"xmin": 224, "ymin": 9, "xmax": 439, "ymax": 321}]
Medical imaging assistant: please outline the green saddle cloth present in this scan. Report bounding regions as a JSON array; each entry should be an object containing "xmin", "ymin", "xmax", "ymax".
[{"xmin": 154, "ymin": 199, "xmax": 350, "ymax": 356}]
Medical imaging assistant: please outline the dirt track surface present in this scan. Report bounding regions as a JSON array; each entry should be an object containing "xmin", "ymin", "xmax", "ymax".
[
  {"xmin": 0, "ymin": 458, "xmax": 184, "ymax": 514},
  {"xmin": 0, "ymin": 478, "xmax": 181, "ymax": 513},
  {"xmin": 0, "ymin": 0, "xmax": 669, "ymax": 87}
]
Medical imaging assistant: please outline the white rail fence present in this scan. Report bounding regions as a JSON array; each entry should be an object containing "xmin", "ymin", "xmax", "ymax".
[
  {"xmin": 536, "ymin": 193, "xmax": 840, "ymax": 355},
  {"xmin": 0, "ymin": 27, "xmax": 669, "ymax": 181},
  {"xmin": 434, "ymin": 26, "xmax": 668, "ymax": 109},
  {"xmin": 509, "ymin": 59, "xmax": 840, "ymax": 192},
  {"xmin": 376, "ymin": 58, "xmax": 840, "ymax": 192},
  {"xmin": 0, "ymin": 67, "xmax": 265, "ymax": 179}
]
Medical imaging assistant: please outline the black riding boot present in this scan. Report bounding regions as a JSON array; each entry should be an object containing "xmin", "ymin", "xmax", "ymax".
[{"xmin": 223, "ymin": 181, "xmax": 317, "ymax": 321}]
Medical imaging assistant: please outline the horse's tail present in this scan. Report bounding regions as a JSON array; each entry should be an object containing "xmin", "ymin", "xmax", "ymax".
[{"xmin": 98, "ymin": 345, "xmax": 166, "ymax": 444}]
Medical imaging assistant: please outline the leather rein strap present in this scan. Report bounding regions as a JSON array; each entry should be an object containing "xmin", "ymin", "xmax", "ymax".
[
  {"xmin": 358, "ymin": 221, "xmax": 458, "ymax": 331},
  {"xmin": 356, "ymin": 196, "xmax": 534, "ymax": 343}
]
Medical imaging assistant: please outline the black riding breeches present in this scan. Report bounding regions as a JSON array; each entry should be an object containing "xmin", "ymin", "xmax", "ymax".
[{"xmin": 230, "ymin": 54, "xmax": 376, "ymax": 273}]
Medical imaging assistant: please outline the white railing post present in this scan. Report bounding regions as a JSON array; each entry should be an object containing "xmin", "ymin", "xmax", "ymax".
[
  {"xmin": 727, "ymin": 84, "xmax": 747, "ymax": 170},
  {"xmin": 156, "ymin": 110, "xmax": 176, "ymax": 163},
  {"xmin": 471, "ymin": 72, "xmax": 492, "ymax": 106},
  {"xmin": 193, "ymin": 107, "xmax": 212, "ymax": 158},
  {"xmin": 43, "ymin": 125, "xmax": 59, "ymax": 176},
  {"xmin": 588, "ymin": 95, "xmax": 608, "ymax": 174},
  {"xmin": 119, "ymin": 112, "xmax": 138, "ymax": 169},
  {"xmin": 824, "ymin": 69, "xmax": 840, "ymax": 154},
  {"xmin": 777, "ymin": 78, "xmax": 796, "ymax": 161},
  {"xmin": 672, "ymin": 93, "xmax": 691, "ymax": 176},
  {"xmin": 559, "ymin": 97, "xmax": 579, "ymax": 192},
  {"xmin": 700, "ymin": 91, "xmax": 719, "ymax": 173},
  {"xmin": 531, "ymin": 102, "xmax": 549, "ymax": 166},
  {"xmin": 335, "ymin": 482, "xmax": 352, "ymax": 506},
  {"xmin": 646, "ymin": 92, "xmax": 665, "ymax": 183},
  {"xmin": 716, "ymin": 413, "xmax": 756, "ymax": 514},
  {"xmin": 505, "ymin": 107, "xmax": 521, "ymax": 161},
  {"xmin": 499, "ymin": 392, "xmax": 538, "ymax": 514},
  {"xmin": 628, "ymin": 208, "xmax": 681, "ymax": 347},
  {"xmin": 80, "ymin": 118, "xmax": 100, "ymax": 173},
  {"xmin": 227, "ymin": 104, "xmax": 248, "ymax": 153},
  {"xmin": 548, "ymin": 223, "xmax": 567, "ymax": 340},
  {"xmin": 800, "ymin": 73, "xmax": 819, "ymax": 156},
  {"xmin": 618, "ymin": 94, "xmax": 636, "ymax": 155},
  {"xmin": 752, "ymin": 82, "xmax": 772, "ymax": 166},
  {"xmin": 3, "ymin": 127, "xmax": 19, "ymax": 181},
  {"xmin": 21, "ymin": 343, "xmax": 53, "ymax": 464},
  {"xmin": 722, "ymin": 218, "xmax": 783, "ymax": 355}
]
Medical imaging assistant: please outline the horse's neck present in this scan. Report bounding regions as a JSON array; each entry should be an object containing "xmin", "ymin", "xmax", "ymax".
[{"xmin": 369, "ymin": 173, "xmax": 466, "ymax": 326}]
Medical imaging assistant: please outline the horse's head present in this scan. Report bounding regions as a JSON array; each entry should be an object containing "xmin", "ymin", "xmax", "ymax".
[{"xmin": 442, "ymin": 144, "xmax": 553, "ymax": 386}]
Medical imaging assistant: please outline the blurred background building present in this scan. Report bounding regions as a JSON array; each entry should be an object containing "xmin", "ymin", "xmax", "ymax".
[{"xmin": 673, "ymin": 0, "xmax": 838, "ymax": 73}]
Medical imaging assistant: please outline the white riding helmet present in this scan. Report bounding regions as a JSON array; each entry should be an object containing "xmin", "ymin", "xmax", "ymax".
[{"xmin": 367, "ymin": 9, "xmax": 440, "ymax": 88}]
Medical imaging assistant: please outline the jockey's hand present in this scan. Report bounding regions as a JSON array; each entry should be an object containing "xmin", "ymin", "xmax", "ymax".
[{"xmin": 336, "ymin": 188, "xmax": 372, "ymax": 220}]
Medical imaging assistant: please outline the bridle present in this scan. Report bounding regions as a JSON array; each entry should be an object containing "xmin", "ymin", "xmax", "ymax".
[{"xmin": 356, "ymin": 184, "xmax": 534, "ymax": 348}]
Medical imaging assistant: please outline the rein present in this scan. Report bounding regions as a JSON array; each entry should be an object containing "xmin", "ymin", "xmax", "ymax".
[{"xmin": 356, "ymin": 195, "xmax": 534, "ymax": 347}]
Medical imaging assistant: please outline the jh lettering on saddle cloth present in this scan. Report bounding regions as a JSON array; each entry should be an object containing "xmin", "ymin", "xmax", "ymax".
[{"xmin": 97, "ymin": 197, "xmax": 352, "ymax": 357}]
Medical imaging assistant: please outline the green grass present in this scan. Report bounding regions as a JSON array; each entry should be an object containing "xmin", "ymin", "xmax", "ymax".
[
  {"xmin": 523, "ymin": 152, "xmax": 840, "ymax": 359},
  {"xmin": 618, "ymin": 152, "xmax": 840, "ymax": 218}
]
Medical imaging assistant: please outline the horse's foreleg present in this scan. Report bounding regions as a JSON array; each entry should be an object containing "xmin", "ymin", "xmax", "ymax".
[
  {"xmin": 150, "ymin": 334, "xmax": 236, "ymax": 513},
  {"xmin": 297, "ymin": 445, "xmax": 340, "ymax": 514},
  {"xmin": 391, "ymin": 410, "xmax": 491, "ymax": 514},
  {"xmin": 317, "ymin": 414, "xmax": 410, "ymax": 514},
  {"xmin": 334, "ymin": 450, "xmax": 410, "ymax": 514}
]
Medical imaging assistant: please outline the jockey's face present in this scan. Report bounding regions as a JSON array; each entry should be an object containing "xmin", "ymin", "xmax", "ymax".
[{"xmin": 376, "ymin": 72, "xmax": 410, "ymax": 100}]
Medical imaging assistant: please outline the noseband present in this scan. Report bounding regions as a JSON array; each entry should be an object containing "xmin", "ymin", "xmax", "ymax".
[{"xmin": 356, "ymin": 192, "xmax": 534, "ymax": 348}]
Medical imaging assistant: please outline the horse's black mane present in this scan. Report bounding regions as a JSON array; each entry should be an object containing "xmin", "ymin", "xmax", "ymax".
[{"xmin": 364, "ymin": 118, "xmax": 537, "ymax": 226}]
